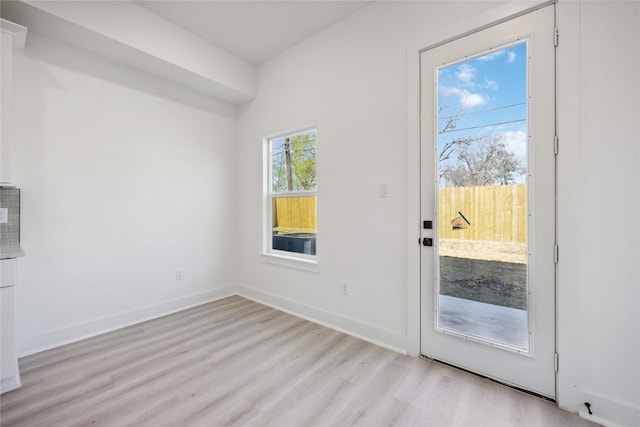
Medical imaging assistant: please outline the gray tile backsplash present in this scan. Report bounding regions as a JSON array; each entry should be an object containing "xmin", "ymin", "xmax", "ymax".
[{"xmin": 0, "ymin": 188, "xmax": 20, "ymax": 246}]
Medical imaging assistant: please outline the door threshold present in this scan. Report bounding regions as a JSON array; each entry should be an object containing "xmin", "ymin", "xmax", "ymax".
[{"xmin": 420, "ymin": 354, "xmax": 556, "ymax": 404}]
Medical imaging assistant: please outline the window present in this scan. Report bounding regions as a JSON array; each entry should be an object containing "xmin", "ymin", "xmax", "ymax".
[{"xmin": 265, "ymin": 129, "xmax": 317, "ymax": 261}]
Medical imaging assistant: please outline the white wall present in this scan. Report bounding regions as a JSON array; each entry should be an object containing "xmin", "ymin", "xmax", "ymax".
[
  {"xmin": 12, "ymin": 33, "xmax": 238, "ymax": 355},
  {"xmin": 8, "ymin": 1, "xmax": 639, "ymax": 425},
  {"xmin": 237, "ymin": 1, "xmax": 506, "ymax": 352},
  {"xmin": 557, "ymin": 2, "xmax": 640, "ymax": 425},
  {"xmin": 238, "ymin": 1, "xmax": 640, "ymax": 426}
]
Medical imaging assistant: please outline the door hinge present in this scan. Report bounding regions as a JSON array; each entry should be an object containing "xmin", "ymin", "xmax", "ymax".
[
  {"xmin": 554, "ymin": 135, "xmax": 559, "ymax": 155},
  {"xmin": 554, "ymin": 352, "xmax": 559, "ymax": 372},
  {"xmin": 554, "ymin": 244, "xmax": 559, "ymax": 263},
  {"xmin": 554, "ymin": 27, "xmax": 559, "ymax": 47}
]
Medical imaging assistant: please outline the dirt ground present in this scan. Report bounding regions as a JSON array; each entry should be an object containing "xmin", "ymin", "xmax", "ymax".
[
  {"xmin": 440, "ymin": 256, "xmax": 527, "ymax": 310},
  {"xmin": 437, "ymin": 239, "xmax": 528, "ymax": 310},
  {"xmin": 438, "ymin": 238, "xmax": 527, "ymax": 264}
]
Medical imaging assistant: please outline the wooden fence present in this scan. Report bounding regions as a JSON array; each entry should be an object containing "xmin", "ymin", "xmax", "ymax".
[
  {"xmin": 439, "ymin": 184, "xmax": 527, "ymax": 243},
  {"xmin": 272, "ymin": 196, "xmax": 317, "ymax": 233},
  {"xmin": 271, "ymin": 185, "xmax": 526, "ymax": 243}
]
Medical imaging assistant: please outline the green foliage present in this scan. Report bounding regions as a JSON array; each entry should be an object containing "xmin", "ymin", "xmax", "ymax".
[{"xmin": 272, "ymin": 131, "xmax": 317, "ymax": 192}]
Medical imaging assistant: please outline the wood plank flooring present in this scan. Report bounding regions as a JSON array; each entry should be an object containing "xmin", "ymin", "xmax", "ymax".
[{"xmin": 0, "ymin": 296, "xmax": 597, "ymax": 427}]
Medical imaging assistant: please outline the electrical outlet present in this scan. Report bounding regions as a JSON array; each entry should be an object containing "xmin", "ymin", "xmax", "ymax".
[
  {"xmin": 341, "ymin": 281, "xmax": 349, "ymax": 295},
  {"xmin": 176, "ymin": 268, "xmax": 183, "ymax": 280}
]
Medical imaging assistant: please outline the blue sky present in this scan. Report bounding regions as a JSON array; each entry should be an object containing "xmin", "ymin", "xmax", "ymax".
[{"xmin": 437, "ymin": 41, "xmax": 528, "ymax": 182}]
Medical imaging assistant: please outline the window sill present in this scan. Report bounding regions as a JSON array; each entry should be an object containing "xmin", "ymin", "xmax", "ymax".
[{"xmin": 261, "ymin": 252, "xmax": 319, "ymax": 273}]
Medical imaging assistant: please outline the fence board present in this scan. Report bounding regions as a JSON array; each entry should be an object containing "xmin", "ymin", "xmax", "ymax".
[
  {"xmin": 272, "ymin": 186, "xmax": 526, "ymax": 242},
  {"xmin": 439, "ymin": 184, "xmax": 527, "ymax": 243},
  {"xmin": 273, "ymin": 196, "xmax": 317, "ymax": 233}
]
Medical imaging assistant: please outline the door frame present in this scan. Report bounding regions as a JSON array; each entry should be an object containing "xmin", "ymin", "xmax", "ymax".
[{"xmin": 405, "ymin": 0, "xmax": 557, "ymax": 387}]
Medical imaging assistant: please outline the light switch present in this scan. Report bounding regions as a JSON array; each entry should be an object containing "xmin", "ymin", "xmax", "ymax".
[
  {"xmin": 0, "ymin": 208, "xmax": 7, "ymax": 224},
  {"xmin": 378, "ymin": 184, "xmax": 388, "ymax": 198}
]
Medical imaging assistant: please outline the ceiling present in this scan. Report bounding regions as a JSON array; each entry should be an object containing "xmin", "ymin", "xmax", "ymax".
[{"xmin": 135, "ymin": 1, "xmax": 370, "ymax": 65}]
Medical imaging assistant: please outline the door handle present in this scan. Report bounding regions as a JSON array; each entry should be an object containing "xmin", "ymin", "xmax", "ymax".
[{"xmin": 422, "ymin": 238, "xmax": 433, "ymax": 247}]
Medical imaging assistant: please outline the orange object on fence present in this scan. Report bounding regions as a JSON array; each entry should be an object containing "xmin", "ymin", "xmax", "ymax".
[{"xmin": 439, "ymin": 184, "xmax": 527, "ymax": 243}]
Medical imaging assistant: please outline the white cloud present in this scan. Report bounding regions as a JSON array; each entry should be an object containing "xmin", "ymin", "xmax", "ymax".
[
  {"xmin": 500, "ymin": 129, "xmax": 527, "ymax": 166},
  {"xmin": 506, "ymin": 51, "xmax": 517, "ymax": 64},
  {"xmin": 484, "ymin": 77, "xmax": 498, "ymax": 90},
  {"xmin": 462, "ymin": 93, "xmax": 487, "ymax": 108},
  {"xmin": 455, "ymin": 64, "xmax": 476, "ymax": 84},
  {"xmin": 477, "ymin": 50, "xmax": 506, "ymax": 61},
  {"xmin": 440, "ymin": 86, "xmax": 488, "ymax": 108}
]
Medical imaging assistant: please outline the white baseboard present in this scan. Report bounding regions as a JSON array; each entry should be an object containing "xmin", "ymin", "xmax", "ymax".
[
  {"xmin": 564, "ymin": 390, "xmax": 640, "ymax": 427},
  {"xmin": 18, "ymin": 285, "xmax": 409, "ymax": 359},
  {"xmin": 0, "ymin": 372, "xmax": 21, "ymax": 394},
  {"xmin": 237, "ymin": 285, "xmax": 408, "ymax": 355},
  {"xmin": 17, "ymin": 285, "xmax": 236, "ymax": 357},
  {"xmin": 578, "ymin": 412, "xmax": 626, "ymax": 427}
]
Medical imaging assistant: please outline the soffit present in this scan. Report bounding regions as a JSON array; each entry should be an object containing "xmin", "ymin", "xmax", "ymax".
[{"xmin": 135, "ymin": 1, "xmax": 370, "ymax": 65}]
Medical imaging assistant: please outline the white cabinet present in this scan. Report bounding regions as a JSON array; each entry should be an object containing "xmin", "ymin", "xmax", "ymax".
[
  {"xmin": 0, "ymin": 19, "xmax": 27, "ymax": 185},
  {"xmin": 0, "ymin": 20, "xmax": 26, "ymax": 394},
  {"xmin": 1, "ymin": 258, "xmax": 20, "ymax": 393}
]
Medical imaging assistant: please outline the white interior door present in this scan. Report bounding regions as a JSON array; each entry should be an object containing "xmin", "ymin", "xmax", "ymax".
[{"xmin": 420, "ymin": 5, "xmax": 556, "ymax": 397}]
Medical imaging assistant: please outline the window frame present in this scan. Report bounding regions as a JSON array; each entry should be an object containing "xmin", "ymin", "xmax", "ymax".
[{"xmin": 262, "ymin": 127, "xmax": 318, "ymax": 271}]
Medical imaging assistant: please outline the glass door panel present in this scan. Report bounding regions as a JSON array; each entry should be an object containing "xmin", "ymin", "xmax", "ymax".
[{"xmin": 436, "ymin": 42, "xmax": 529, "ymax": 351}]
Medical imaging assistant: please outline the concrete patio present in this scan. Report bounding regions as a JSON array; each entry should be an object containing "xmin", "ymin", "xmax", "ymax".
[{"xmin": 438, "ymin": 295, "xmax": 528, "ymax": 350}]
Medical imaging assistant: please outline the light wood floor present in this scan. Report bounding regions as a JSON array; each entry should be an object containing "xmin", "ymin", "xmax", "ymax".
[{"xmin": 1, "ymin": 296, "xmax": 597, "ymax": 427}]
